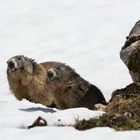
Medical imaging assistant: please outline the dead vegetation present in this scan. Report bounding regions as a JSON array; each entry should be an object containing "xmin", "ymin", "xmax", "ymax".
[
  {"xmin": 28, "ymin": 116, "xmax": 47, "ymax": 129},
  {"xmin": 75, "ymin": 83, "xmax": 140, "ymax": 131}
]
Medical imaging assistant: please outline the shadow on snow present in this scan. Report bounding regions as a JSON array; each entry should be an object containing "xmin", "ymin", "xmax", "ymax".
[{"xmin": 20, "ymin": 107, "xmax": 56, "ymax": 113}]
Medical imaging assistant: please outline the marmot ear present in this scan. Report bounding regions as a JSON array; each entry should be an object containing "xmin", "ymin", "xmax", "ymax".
[{"xmin": 29, "ymin": 58, "xmax": 35, "ymax": 63}]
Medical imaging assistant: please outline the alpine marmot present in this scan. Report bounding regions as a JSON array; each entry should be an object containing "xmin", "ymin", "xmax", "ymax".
[
  {"xmin": 7, "ymin": 55, "xmax": 56, "ymax": 107},
  {"xmin": 7, "ymin": 55, "xmax": 107, "ymax": 109},
  {"xmin": 46, "ymin": 64, "xmax": 107, "ymax": 109}
]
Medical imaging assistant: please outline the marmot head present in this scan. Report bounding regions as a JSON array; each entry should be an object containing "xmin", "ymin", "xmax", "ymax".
[
  {"xmin": 47, "ymin": 68, "xmax": 59, "ymax": 84},
  {"xmin": 46, "ymin": 65, "xmax": 79, "ymax": 84},
  {"xmin": 7, "ymin": 55, "xmax": 37, "ymax": 74},
  {"xmin": 46, "ymin": 67, "xmax": 67, "ymax": 87}
]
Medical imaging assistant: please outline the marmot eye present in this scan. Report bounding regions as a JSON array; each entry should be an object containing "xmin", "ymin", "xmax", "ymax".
[{"xmin": 18, "ymin": 57, "xmax": 21, "ymax": 60}]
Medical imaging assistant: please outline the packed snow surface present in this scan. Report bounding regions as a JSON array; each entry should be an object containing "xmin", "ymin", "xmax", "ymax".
[{"xmin": 0, "ymin": 0, "xmax": 140, "ymax": 139}]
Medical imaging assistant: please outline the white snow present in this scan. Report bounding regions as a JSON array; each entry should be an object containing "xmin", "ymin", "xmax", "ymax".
[{"xmin": 0, "ymin": 0, "xmax": 140, "ymax": 139}]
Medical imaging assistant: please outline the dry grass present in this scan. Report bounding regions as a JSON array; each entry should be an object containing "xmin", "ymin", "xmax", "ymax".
[{"xmin": 75, "ymin": 84, "xmax": 140, "ymax": 131}]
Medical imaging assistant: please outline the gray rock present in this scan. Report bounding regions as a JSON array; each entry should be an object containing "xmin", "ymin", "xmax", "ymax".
[{"xmin": 120, "ymin": 20, "xmax": 140, "ymax": 82}]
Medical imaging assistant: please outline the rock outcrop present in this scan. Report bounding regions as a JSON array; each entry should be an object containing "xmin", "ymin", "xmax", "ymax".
[{"xmin": 120, "ymin": 20, "xmax": 140, "ymax": 82}]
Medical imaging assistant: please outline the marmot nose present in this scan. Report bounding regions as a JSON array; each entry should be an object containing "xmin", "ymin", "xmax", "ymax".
[{"xmin": 8, "ymin": 61, "xmax": 15, "ymax": 69}]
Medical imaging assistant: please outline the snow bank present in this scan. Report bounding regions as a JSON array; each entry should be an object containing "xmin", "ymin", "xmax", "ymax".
[{"xmin": 0, "ymin": 0, "xmax": 140, "ymax": 139}]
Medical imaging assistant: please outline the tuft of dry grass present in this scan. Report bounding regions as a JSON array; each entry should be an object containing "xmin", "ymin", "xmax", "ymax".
[{"xmin": 75, "ymin": 83, "xmax": 140, "ymax": 131}]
